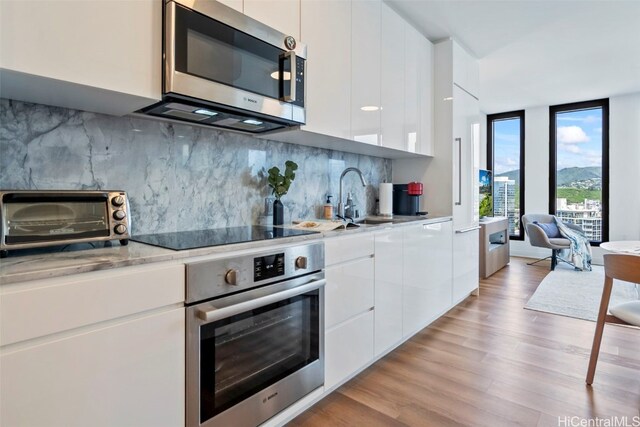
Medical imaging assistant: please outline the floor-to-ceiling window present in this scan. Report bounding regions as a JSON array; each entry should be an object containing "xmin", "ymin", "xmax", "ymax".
[
  {"xmin": 487, "ymin": 111, "xmax": 525, "ymax": 239},
  {"xmin": 549, "ymin": 99, "xmax": 609, "ymax": 244}
]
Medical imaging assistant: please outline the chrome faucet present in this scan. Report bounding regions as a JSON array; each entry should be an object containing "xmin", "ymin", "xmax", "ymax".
[{"xmin": 338, "ymin": 167, "xmax": 367, "ymax": 220}]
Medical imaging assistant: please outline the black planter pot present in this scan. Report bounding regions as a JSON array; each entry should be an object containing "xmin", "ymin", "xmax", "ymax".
[{"xmin": 273, "ymin": 199, "xmax": 284, "ymax": 226}]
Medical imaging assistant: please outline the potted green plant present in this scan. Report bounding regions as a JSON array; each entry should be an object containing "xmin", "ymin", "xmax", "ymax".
[{"xmin": 267, "ymin": 160, "xmax": 298, "ymax": 225}]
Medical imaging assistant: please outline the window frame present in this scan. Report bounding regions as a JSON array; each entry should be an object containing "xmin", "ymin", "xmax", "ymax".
[
  {"xmin": 549, "ymin": 98, "xmax": 609, "ymax": 246},
  {"xmin": 487, "ymin": 110, "xmax": 526, "ymax": 240}
]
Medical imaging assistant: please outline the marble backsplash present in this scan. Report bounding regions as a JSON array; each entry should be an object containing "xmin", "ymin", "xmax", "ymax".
[{"xmin": 0, "ymin": 99, "xmax": 391, "ymax": 235}]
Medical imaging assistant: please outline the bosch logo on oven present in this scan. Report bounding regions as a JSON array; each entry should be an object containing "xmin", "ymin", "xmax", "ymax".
[{"xmin": 243, "ymin": 97, "xmax": 258, "ymax": 104}]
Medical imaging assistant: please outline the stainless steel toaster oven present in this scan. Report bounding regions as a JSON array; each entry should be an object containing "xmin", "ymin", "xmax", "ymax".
[{"xmin": 0, "ymin": 190, "xmax": 131, "ymax": 257}]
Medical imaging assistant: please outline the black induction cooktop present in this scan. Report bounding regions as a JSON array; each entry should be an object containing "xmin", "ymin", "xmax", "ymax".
[{"xmin": 131, "ymin": 226, "xmax": 318, "ymax": 251}]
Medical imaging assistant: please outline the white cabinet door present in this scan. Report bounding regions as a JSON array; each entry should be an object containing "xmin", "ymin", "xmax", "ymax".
[
  {"xmin": 350, "ymin": 0, "xmax": 381, "ymax": 145},
  {"xmin": 402, "ymin": 221, "xmax": 453, "ymax": 337},
  {"xmin": 374, "ymin": 228, "xmax": 403, "ymax": 356},
  {"xmin": 325, "ymin": 257, "xmax": 374, "ymax": 329},
  {"xmin": 453, "ymin": 229, "xmax": 480, "ymax": 303},
  {"xmin": 452, "ymin": 41, "xmax": 479, "ymax": 98},
  {"xmin": 244, "ymin": 0, "xmax": 300, "ymax": 39},
  {"xmin": 404, "ymin": 24, "xmax": 420, "ymax": 153},
  {"xmin": 380, "ymin": 3, "xmax": 405, "ymax": 151},
  {"xmin": 300, "ymin": 0, "xmax": 351, "ymax": 139},
  {"xmin": 452, "ymin": 85, "xmax": 480, "ymax": 229},
  {"xmin": 0, "ymin": 0, "xmax": 161, "ymax": 115},
  {"xmin": 324, "ymin": 310, "xmax": 374, "ymax": 390},
  {"xmin": 217, "ymin": 0, "xmax": 244, "ymax": 12},
  {"xmin": 0, "ymin": 308, "xmax": 185, "ymax": 427},
  {"xmin": 418, "ymin": 36, "xmax": 434, "ymax": 156}
]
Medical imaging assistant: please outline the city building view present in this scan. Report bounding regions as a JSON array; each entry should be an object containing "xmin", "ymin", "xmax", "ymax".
[
  {"xmin": 556, "ymin": 198, "xmax": 602, "ymax": 242},
  {"xmin": 493, "ymin": 176, "xmax": 519, "ymax": 236}
]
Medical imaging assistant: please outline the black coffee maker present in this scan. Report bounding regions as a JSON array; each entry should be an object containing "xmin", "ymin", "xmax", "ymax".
[{"xmin": 393, "ymin": 182, "xmax": 425, "ymax": 216}]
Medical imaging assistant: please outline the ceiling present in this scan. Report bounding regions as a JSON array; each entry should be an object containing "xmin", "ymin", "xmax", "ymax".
[{"xmin": 387, "ymin": 0, "xmax": 640, "ymax": 113}]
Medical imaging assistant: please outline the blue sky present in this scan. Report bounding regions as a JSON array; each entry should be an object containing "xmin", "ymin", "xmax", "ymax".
[{"xmin": 493, "ymin": 108, "xmax": 602, "ymax": 174}]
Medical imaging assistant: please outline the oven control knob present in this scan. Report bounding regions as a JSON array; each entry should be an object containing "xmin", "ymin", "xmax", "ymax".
[
  {"xmin": 113, "ymin": 210, "xmax": 126, "ymax": 221},
  {"xmin": 112, "ymin": 195, "xmax": 125, "ymax": 207},
  {"xmin": 114, "ymin": 224, "xmax": 127, "ymax": 235},
  {"xmin": 225, "ymin": 269, "xmax": 238, "ymax": 286},
  {"xmin": 295, "ymin": 256, "xmax": 308, "ymax": 269}
]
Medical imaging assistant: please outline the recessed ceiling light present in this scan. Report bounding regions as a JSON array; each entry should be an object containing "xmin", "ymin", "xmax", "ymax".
[
  {"xmin": 443, "ymin": 97, "xmax": 454, "ymax": 101},
  {"xmin": 194, "ymin": 108, "xmax": 218, "ymax": 116},
  {"xmin": 132, "ymin": 128, "xmax": 142, "ymax": 132},
  {"xmin": 243, "ymin": 119, "xmax": 263, "ymax": 126},
  {"xmin": 360, "ymin": 106, "xmax": 379, "ymax": 112},
  {"xmin": 270, "ymin": 71, "xmax": 291, "ymax": 80}
]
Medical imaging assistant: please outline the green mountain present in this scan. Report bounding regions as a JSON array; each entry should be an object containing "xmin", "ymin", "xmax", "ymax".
[
  {"xmin": 556, "ymin": 167, "xmax": 601, "ymax": 186},
  {"xmin": 494, "ymin": 170, "xmax": 520, "ymax": 186},
  {"xmin": 495, "ymin": 166, "xmax": 602, "ymax": 187}
]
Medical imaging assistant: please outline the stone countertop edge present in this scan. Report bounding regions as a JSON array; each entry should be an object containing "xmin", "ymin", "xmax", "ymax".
[{"xmin": 0, "ymin": 216, "xmax": 452, "ymax": 285}]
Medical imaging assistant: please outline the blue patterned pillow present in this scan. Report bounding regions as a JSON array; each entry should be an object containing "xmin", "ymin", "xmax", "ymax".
[{"xmin": 533, "ymin": 221, "xmax": 560, "ymax": 238}]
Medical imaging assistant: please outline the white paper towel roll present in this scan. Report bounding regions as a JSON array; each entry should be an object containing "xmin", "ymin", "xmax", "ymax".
[{"xmin": 379, "ymin": 183, "xmax": 393, "ymax": 216}]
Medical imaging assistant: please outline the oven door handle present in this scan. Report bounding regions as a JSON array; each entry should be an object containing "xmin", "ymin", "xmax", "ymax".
[{"xmin": 197, "ymin": 278, "xmax": 326, "ymax": 324}]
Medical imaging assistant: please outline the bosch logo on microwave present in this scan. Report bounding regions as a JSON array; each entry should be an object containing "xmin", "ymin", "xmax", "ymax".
[
  {"xmin": 243, "ymin": 97, "xmax": 258, "ymax": 104},
  {"xmin": 284, "ymin": 36, "xmax": 296, "ymax": 50}
]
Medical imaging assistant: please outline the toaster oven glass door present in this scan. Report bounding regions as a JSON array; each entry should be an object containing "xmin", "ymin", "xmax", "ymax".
[
  {"xmin": 173, "ymin": 4, "xmax": 295, "ymax": 104},
  {"xmin": 3, "ymin": 201, "xmax": 110, "ymax": 244}
]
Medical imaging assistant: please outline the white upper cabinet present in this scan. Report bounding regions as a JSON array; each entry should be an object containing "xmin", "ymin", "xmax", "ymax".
[
  {"xmin": 418, "ymin": 37, "xmax": 434, "ymax": 156},
  {"xmin": 0, "ymin": 0, "xmax": 161, "ymax": 116},
  {"xmin": 380, "ymin": 3, "xmax": 406, "ymax": 151},
  {"xmin": 350, "ymin": 0, "xmax": 381, "ymax": 145},
  {"xmin": 217, "ymin": 0, "xmax": 244, "ymax": 13},
  {"xmin": 404, "ymin": 24, "xmax": 420, "ymax": 153},
  {"xmin": 300, "ymin": 0, "xmax": 352, "ymax": 140},
  {"xmin": 244, "ymin": 0, "xmax": 301, "ymax": 39},
  {"xmin": 452, "ymin": 41, "xmax": 480, "ymax": 98}
]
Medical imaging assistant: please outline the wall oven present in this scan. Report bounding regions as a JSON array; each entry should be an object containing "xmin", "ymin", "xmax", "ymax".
[
  {"xmin": 141, "ymin": 0, "xmax": 307, "ymax": 134},
  {"xmin": 185, "ymin": 242, "xmax": 324, "ymax": 427}
]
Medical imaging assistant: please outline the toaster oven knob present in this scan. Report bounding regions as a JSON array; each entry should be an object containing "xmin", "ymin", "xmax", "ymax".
[
  {"xmin": 295, "ymin": 256, "xmax": 308, "ymax": 269},
  {"xmin": 113, "ymin": 210, "xmax": 126, "ymax": 221},
  {"xmin": 225, "ymin": 269, "xmax": 238, "ymax": 286},
  {"xmin": 114, "ymin": 224, "xmax": 127, "ymax": 235},
  {"xmin": 111, "ymin": 195, "xmax": 125, "ymax": 207}
]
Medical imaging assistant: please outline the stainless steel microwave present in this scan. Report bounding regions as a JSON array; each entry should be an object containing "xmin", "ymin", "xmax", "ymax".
[
  {"xmin": 0, "ymin": 190, "xmax": 131, "ymax": 257},
  {"xmin": 141, "ymin": 0, "xmax": 307, "ymax": 134}
]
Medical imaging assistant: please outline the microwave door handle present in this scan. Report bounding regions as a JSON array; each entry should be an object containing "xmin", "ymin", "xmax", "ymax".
[{"xmin": 280, "ymin": 50, "xmax": 296, "ymax": 103}]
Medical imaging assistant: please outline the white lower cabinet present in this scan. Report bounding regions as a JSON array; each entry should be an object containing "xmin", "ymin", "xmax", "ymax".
[
  {"xmin": 0, "ymin": 308, "xmax": 185, "ymax": 427},
  {"xmin": 0, "ymin": 263, "xmax": 186, "ymax": 427},
  {"xmin": 453, "ymin": 229, "xmax": 480, "ymax": 303},
  {"xmin": 374, "ymin": 228, "xmax": 404, "ymax": 356},
  {"xmin": 402, "ymin": 220, "xmax": 453, "ymax": 337},
  {"xmin": 323, "ymin": 233, "xmax": 375, "ymax": 391},
  {"xmin": 324, "ymin": 309, "xmax": 374, "ymax": 390},
  {"xmin": 325, "ymin": 257, "xmax": 374, "ymax": 329}
]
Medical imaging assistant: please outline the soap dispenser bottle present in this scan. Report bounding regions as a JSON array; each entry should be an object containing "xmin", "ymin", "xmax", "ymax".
[{"xmin": 323, "ymin": 195, "xmax": 334, "ymax": 219}]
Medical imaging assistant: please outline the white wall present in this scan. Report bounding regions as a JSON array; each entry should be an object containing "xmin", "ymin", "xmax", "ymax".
[{"xmin": 482, "ymin": 92, "xmax": 640, "ymax": 264}]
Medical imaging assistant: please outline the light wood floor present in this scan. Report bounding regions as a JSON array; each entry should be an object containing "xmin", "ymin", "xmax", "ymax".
[{"xmin": 289, "ymin": 257, "xmax": 640, "ymax": 427}]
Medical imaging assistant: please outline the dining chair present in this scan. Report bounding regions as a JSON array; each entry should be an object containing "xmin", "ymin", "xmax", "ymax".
[{"xmin": 586, "ymin": 254, "xmax": 640, "ymax": 385}]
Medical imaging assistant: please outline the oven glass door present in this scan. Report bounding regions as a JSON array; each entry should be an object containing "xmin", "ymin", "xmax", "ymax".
[
  {"xmin": 3, "ymin": 198, "xmax": 110, "ymax": 244},
  {"xmin": 173, "ymin": 4, "xmax": 295, "ymax": 104},
  {"xmin": 199, "ymin": 289, "xmax": 319, "ymax": 424}
]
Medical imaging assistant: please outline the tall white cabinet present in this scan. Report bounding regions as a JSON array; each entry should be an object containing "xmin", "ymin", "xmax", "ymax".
[
  {"xmin": 435, "ymin": 39, "xmax": 481, "ymax": 303},
  {"xmin": 394, "ymin": 39, "xmax": 480, "ymax": 303}
]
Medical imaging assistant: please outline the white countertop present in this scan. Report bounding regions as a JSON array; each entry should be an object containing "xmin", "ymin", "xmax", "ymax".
[{"xmin": 0, "ymin": 216, "xmax": 452, "ymax": 285}]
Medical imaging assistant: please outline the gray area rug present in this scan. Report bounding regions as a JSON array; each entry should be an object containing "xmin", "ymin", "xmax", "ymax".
[{"xmin": 525, "ymin": 264, "xmax": 639, "ymax": 321}]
